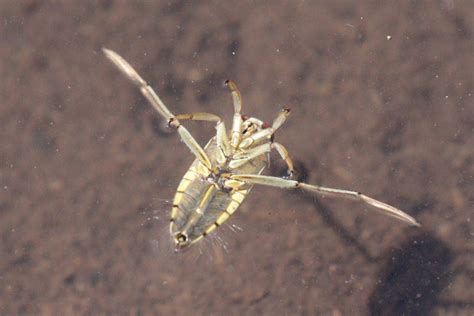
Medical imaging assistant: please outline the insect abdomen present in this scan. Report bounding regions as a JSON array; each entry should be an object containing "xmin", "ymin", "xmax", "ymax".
[
  {"xmin": 170, "ymin": 165, "xmax": 249, "ymax": 245},
  {"xmin": 170, "ymin": 137, "xmax": 268, "ymax": 248}
]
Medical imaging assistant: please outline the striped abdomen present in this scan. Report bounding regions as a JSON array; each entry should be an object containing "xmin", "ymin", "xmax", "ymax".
[
  {"xmin": 170, "ymin": 164, "xmax": 249, "ymax": 248},
  {"xmin": 169, "ymin": 137, "xmax": 267, "ymax": 249}
]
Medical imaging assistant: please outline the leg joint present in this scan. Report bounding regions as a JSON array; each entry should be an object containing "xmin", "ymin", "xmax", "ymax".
[{"xmin": 168, "ymin": 118, "xmax": 180, "ymax": 129}]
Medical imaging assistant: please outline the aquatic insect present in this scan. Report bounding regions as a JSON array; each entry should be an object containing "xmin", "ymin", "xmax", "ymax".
[{"xmin": 103, "ymin": 48, "xmax": 420, "ymax": 251}]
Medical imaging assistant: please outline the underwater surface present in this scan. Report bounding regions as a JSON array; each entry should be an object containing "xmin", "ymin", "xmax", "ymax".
[{"xmin": 1, "ymin": 1, "xmax": 473, "ymax": 315}]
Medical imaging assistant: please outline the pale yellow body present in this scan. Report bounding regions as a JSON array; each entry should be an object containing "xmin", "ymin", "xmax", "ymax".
[
  {"xmin": 104, "ymin": 48, "xmax": 420, "ymax": 251},
  {"xmin": 170, "ymin": 138, "xmax": 267, "ymax": 248}
]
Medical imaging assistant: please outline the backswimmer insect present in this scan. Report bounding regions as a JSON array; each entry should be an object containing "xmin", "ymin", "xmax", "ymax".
[{"xmin": 103, "ymin": 48, "xmax": 420, "ymax": 251}]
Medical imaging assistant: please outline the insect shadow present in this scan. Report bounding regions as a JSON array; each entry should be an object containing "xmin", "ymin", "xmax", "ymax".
[
  {"xmin": 367, "ymin": 232, "xmax": 454, "ymax": 315},
  {"xmin": 271, "ymin": 158, "xmax": 377, "ymax": 262},
  {"xmin": 273, "ymin": 160, "xmax": 473, "ymax": 314}
]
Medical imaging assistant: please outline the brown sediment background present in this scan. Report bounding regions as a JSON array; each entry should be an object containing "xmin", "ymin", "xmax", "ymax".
[{"xmin": 1, "ymin": 1, "xmax": 473, "ymax": 315}]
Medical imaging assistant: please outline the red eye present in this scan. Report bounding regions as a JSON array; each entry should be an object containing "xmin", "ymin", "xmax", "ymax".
[
  {"xmin": 241, "ymin": 114, "xmax": 249, "ymax": 120},
  {"xmin": 262, "ymin": 122, "xmax": 271, "ymax": 129}
]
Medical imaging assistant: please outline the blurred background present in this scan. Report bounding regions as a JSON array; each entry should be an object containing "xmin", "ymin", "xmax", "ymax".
[{"xmin": 1, "ymin": 1, "xmax": 473, "ymax": 315}]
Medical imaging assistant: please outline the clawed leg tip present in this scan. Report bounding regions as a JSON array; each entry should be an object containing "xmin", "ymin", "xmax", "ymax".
[{"xmin": 224, "ymin": 80, "xmax": 237, "ymax": 90}]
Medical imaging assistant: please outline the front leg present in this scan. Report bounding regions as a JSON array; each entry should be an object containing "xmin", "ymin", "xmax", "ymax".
[{"xmin": 225, "ymin": 80, "xmax": 244, "ymax": 150}]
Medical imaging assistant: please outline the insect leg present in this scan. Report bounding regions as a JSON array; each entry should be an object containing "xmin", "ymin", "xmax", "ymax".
[
  {"xmin": 272, "ymin": 107, "xmax": 291, "ymax": 130},
  {"xmin": 225, "ymin": 80, "xmax": 243, "ymax": 149},
  {"xmin": 172, "ymin": 112, "xmax": 231, "ymax": 162},
  {"xmin": 103, "ymin": 48, "xmax": 212, "ymax": 170},
  {"xmin": 173, "ymin": 112, "xmax": 221, "ymax": 123},
  {"xmin": 239, "ymin": 109, "xmax": 291, "ymax": 148},
  {"xmin": 216, "ymin": 121, "xmax": 231, "ymax": 158},
  {"xmin": 229, "ymin": 143, "xmax": 271, "ymax": 169},
  {"xmin": 229, "ymin": 174, "xmax": 421, "ymax": 227},
  {"xmin": 102, "ymin": 48, "xmax": 174, "ymax": 120},
  {"xmin": 225, "ymin": 80, "xmax": 242, "ymax": 113},
  {"xmin": 271, "ymin": 142, "xmax": 294, "ymax": 177}
]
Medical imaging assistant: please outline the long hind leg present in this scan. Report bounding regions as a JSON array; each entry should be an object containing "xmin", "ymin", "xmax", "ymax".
[
  {"xmin": 228, "ymin": 174, "xmax": 421, "ymax": 226},
  {"xmin": 103, "ymin": 48, "xmax": 212, "ymax": 170}
]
